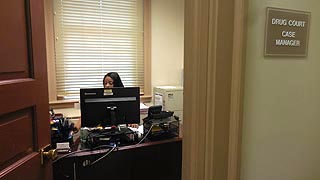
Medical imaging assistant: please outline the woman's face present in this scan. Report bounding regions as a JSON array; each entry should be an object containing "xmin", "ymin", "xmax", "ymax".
[{"xmin": 104, "ymin": 76, "xmax": 114, "ymax": 88}]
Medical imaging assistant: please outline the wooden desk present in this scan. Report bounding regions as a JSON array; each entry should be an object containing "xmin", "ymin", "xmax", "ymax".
[{"xmin": 53, "ymin": 138, "xmax": 182, "ymax": 180}]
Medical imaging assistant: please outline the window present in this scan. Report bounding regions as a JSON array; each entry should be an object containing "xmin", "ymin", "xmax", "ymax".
[{"xmin": 53, "ymin": 0, "xmax": 146, "ymax": 99}]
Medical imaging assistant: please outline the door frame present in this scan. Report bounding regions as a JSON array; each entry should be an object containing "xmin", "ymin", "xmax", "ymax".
[{"xmin": 182, "ymin": 0, "xmax": 247, "ymax": 179}]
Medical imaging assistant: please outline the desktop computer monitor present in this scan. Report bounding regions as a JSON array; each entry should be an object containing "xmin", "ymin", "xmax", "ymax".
[{"xmin": 80, "ymin": 87, "xmax": 140, "ymax": 127}]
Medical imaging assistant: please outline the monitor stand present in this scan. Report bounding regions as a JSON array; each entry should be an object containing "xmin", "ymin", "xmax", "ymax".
[{"xmin": 107, "ymin": 106, "xmax": 117, "ymax": 126}]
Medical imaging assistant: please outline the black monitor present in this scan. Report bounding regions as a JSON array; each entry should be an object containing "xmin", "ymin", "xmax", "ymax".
[{"xmin": 80, "ymin": 87, "xmax": 140, "ymax": 127}]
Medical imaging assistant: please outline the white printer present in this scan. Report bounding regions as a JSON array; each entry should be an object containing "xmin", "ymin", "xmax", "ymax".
[{"xmin": 153, "ymin": 86, "xmax": 183, "ymax": 123}]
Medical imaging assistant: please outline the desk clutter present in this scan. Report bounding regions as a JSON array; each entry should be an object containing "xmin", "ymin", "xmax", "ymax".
[
  {"xmin": 52, "ymin": 87, "xmax": 182, "ymax": 180},
  {"xmin": 52, "ymin": 104, "xmax": 181, "ymax": 180},
  {"xmin": 50, "ymin": 107, "xmax": 180, "ymax": 154},
  {"xmin": 143, "ymin": 105, "xmax": 180, "ymax": 140},
  {"xmin": 80, "ymin": 126, "xmax": 138, "ymax": 149},
  {"xmin": 79, "ymin": 105, "xmax": 180, "ymax": 149},
  {"xmin": 50, "ymin": 109, "xmax": 78, "ymax": 152},
  {"xmin": 51, "ymin": 87, "xmax": 180, "ymax": 173},
  {"xmin": 77, "ymin": 88, "xmax": 180, "ymax": 149}
]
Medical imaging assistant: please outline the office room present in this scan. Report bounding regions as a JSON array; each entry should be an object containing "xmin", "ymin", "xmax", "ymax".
[
  {"xmin": 47, "ymin": 0, "xmax": 184, "ymax": 179},
  {"xmin": 1, "ymin": 0, "xmax": 244, "ymax": 179},
  {"xmin": 7, "ymin": 0, "xmax": 320, "ymax": 180},
  {"xmin": 1, "ymin": 0, "xmax": 185, "ymax": 180},
  {"xmin": 46, "ymin": 0, "xmax": 184, "ymax": 128},
  {"xmin": 1, "ymin": 0, "xmax": 245, "ymax": 179}
]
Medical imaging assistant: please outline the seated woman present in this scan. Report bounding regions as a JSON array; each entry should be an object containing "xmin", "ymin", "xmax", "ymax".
[
  {"xmin": 103, "ymin": 72, "xmax": 139, "ymax": 128},
  {"xmin": 103, "ymin": 72, "xmax": 124, "ymax": 88}
]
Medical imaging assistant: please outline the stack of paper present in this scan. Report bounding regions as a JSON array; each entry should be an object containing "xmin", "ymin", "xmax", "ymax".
[{"xmin": 140, "ymin": 103, "xmax": 149, "ymax": 114}]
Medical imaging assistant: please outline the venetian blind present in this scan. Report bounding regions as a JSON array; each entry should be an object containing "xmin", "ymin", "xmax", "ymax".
[{"xmin": 53, "ymin": 0, "xmax": 144, "ymax": 99}]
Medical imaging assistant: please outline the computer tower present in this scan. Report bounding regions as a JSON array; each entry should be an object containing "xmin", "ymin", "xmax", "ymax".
[{"xmin": 153, "ymin": 86, "xmax": 183, "ymax": 123}]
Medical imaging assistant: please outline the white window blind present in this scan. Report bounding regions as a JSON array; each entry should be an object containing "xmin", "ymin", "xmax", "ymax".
[{"xmin": 53, "ymin": 0, "xmax": 144, "ymax": 99}]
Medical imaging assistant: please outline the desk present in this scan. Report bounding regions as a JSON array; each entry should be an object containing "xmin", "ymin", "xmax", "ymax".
[{"xmin": 53, "ymin": 138, "xmax": 182, "ymax": 180}]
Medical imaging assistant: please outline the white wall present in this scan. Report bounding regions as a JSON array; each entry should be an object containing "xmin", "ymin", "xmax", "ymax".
[
  {"xmin": 151, "ymin": 0, "xmax": 185, "ymax": 88},
  {"xmin": 241, "ymin": 1, "xmax": 320, "ymax": 180}
]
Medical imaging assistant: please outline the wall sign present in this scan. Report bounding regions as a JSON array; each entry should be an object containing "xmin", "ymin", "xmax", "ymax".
[{"xmin": 264, "ymin": 7, "xmax": 311, "ymax": 57}]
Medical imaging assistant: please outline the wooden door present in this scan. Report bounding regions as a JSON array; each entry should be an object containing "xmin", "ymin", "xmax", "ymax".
[{"xmin": 0, "ymin": 0, "xmax": 52, "ymax": 179}]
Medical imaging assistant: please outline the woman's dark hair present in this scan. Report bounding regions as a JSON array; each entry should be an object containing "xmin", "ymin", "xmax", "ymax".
[{"xmin": 103, "ymin": 72, "xmax": 124, "ymax": 87}]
